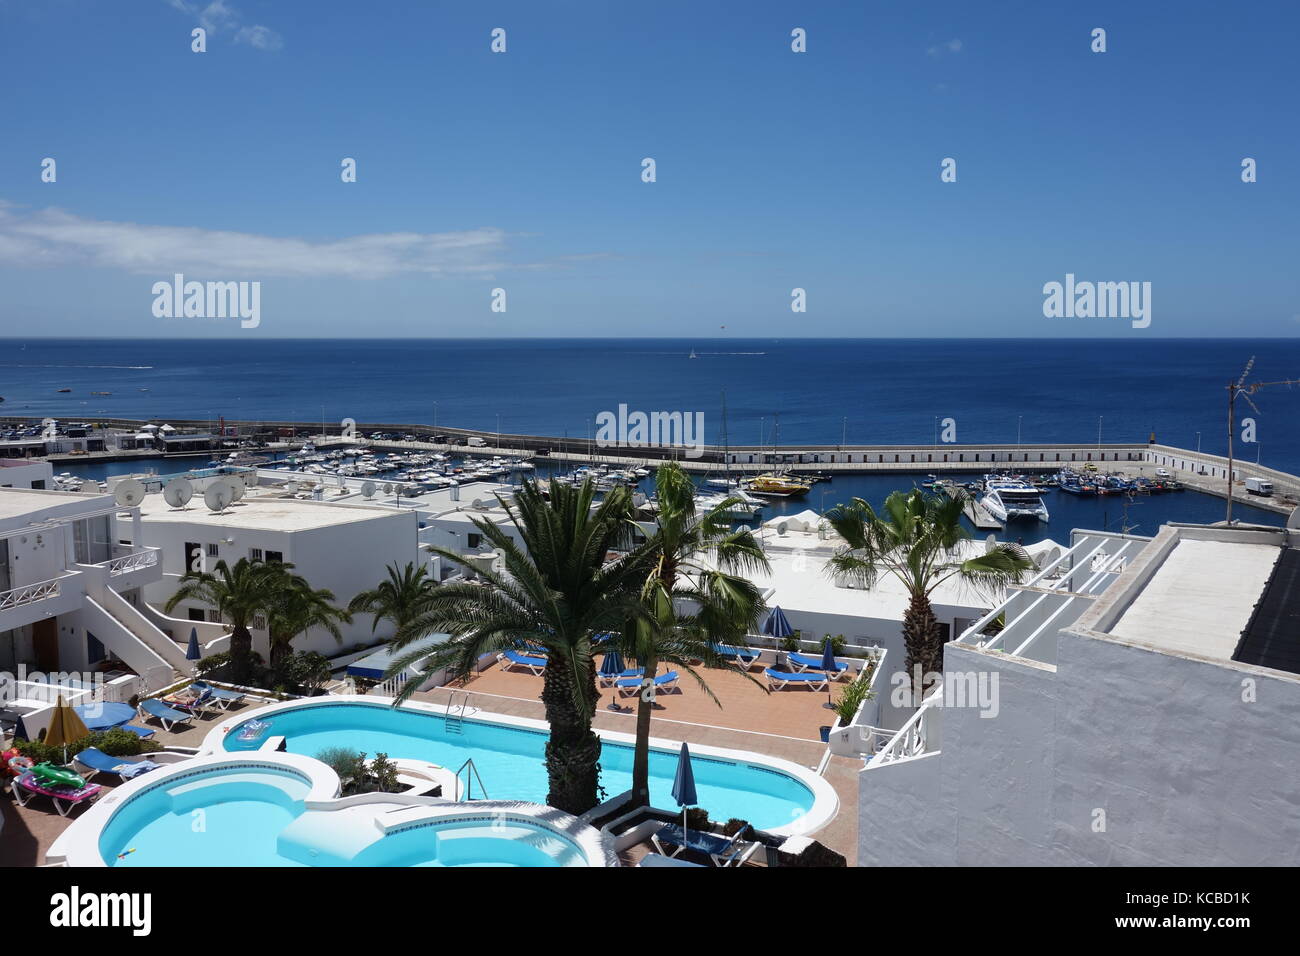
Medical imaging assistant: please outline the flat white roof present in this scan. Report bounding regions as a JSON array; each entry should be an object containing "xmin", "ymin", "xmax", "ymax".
[
  {"xmin": 747, "ymin": 536, "xmax": 1054, "ymax": 623},
  {"xmin": 136, "ymin": 489, "xmax": 404, "ymax": 532},
  {"xmin": 1108, "ymin": 538, "xmax": 1276, "ymax": 660},
  {"xmin": 0, "ymin": 487, "xmax": 108, "ymax": 521}
]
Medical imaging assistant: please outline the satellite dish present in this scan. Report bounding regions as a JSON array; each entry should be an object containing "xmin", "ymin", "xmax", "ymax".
[
  {"xmin": 285, "ymin": 481, "xmax": 299, "ymax": 495},
  {"xmin": 228, "ymin": 479, "xmax": 246, "ymax": 502},
  {"xmin": 985, "ymin": 533, "xmax": 998, "ymax": 553},
  {"xmin": 361, "ymin": 481, "xmax": 376, "ymax": 498},
  {"xmin": 78, "ymin": 479, "xmax": 99, "ymax": 494},
  {"xmin": 1045, "ymin": 546, "xmax": 1061, "ymax": 566},
  {"xmin": 114, "ymin": 478, "xmax": 146, "ymax": 508},
  {"xmin": 204, "ymin": 482, "xmax": 233, "ymax": 513},
  {"xmin": 392, "ymin": 483, "xmax": 404, "ymax": 497},
  {"xmin": 471, "ymin": 498, "xmax": 487, "ymax": 510},
  {"xmin": 382, "ymin": 482, "xmax": 393, "ymax": 494},
  {"xmin": 163, "ymin": 477, "xmax": 194, "ymax": 510},
  {"xmin": 243, "ymin": 472, "xmax": 259, "ymax": 488},
  {"xmin": 776, "ymin": 521, "xmax": 788, "ymax": 537}
]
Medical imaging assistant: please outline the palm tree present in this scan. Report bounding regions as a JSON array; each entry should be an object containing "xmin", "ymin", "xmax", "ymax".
[
  {"xmin": 622, "ymin": 463, "xmax": 770, "ymax": 807},
  {"xmin": 384, "ymin": 478, "xmax": 645, "ymax": 815},
  {"xmin": 265, "ymin": 566, "xmax": 352, "ymax": 672},
  {"xmin": 164, "ymin": 558, "xmax": 281, "ymax": 684},
  {"xmin": 348, "ymin": 562, "xmax": 437, "ymax": 636},
  {"xmin": 823, "ymin": 489, "xmax": 1034, "ymax": 703}
]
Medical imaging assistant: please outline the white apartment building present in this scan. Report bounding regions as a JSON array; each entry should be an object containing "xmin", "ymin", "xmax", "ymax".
[
  {"xmin": 858, "ymin": 522, "xmax": 1300, "ymax": 866},
  {"xmin": 0, "ymin": 459, "xmax": 54, "ymax": 490},
  {"xmin": 0, "ymin": 486, "xmax": 188, "ymax": 719},
  {"xmin": 126, "ymin": 488, "xmax": 422, "ymax": 659}
]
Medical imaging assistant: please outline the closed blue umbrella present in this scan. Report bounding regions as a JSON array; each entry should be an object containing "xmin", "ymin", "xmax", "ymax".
[
  {"xmin": 73, "ymin": 701, "xmax": 137, "ymax": 731},
  {"xmin": 821, "ymin": 637, "xmax": 838, "ymax": 709},
  {"xmin": 186, "ymin": 627, "xmax": 202, "ymax": 662},
  {"xmin": 599, "ymin": 649, "xmax": 624, "ymax": 676},
  {"xmin": 763, "ymin": 606, "xmax": 793, "ymax": 638},
  {"xmin": 671, "ymin": 742, "xmax": 698, "ymax": 838}
]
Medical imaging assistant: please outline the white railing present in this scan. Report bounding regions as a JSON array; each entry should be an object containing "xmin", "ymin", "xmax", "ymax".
[
  {"xmin": 370, "ymin": 671, "xmax": 410, "ymax": 696},
  {"xmin": 867, "ymin": 689, "xmax": 942, "ymax": 767},
  {"xmin": 0, "ymin": 577, "xmax": 61, "ymax": 611},
  {"xmin": 98, "ymin": 547, "xmax": 159, "ymax": 577}
]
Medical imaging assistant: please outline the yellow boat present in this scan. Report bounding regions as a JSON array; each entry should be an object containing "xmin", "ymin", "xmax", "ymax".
[{"xmin": 746, "ymin": 474, "xmax": 811, "ymax": 498}]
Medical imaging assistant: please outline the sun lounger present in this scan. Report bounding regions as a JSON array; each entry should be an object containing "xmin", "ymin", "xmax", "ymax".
[
  {"xmin": 598, "ymin": 667, "xmax": 643, "ymax": 687},
  {"xmin": 499, "ymin": 650, "xmax": 547, "ymax": 675},
  {"xmin": 786, "ymin": 651, "xmax": 850, "ymax": 679},
  {"xmin": 765, "ymin": 668, "xmax": 828, "ymax": 692},
  {"xmin": 73, "ymin": 747, "xmax": 160, "ymax": 782},
  {"xmin": 121, "ymin": 724, "xmax": 156, "ymax": 739},
  {"xmin": 138, "ymin": 697, "xmax": 194, "ymax": 732},
  {"xmin": 615, "ymin": 671, "xmax": 680, "ymax": 697},
  {"xmin": 162, "ymin": 687, "xmax": 213, "ymax": 714},
  {"xmin": 713, "ymin": 643, "xmax": 763, "ymax": 670},
  {"xmin": 639, "ymin": 853, "xmax": 706, "ymax": 867},
  {"xmin": 650, "ymin": 823, "xmax": 760, "ymax": 867},
  {"xmin": 12, "ymin": 770, "xmax": 103, "ymax": 817},
  {"xmin": 189, "ymin": 681, "xmax": 245, "ymax": 710}
]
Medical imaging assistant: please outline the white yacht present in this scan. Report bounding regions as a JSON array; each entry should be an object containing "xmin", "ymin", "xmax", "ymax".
[{"xmin": 981, "ymin": 479, "xmax": 1050, "ymax": 522}]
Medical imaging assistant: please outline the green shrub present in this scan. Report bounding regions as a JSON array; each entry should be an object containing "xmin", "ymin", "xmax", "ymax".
[
  {"xmin": 832, "ymin": 672, "xmax": 874, "ymax": 725},
  {"xmin": 16, "ymin": 727, "xmax": 158, "ymax": 764}
]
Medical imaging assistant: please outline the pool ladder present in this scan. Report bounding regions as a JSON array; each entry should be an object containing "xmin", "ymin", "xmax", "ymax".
[{"xmin": 445, "ymin": 690, "xmax": 469, "ymax": 734}]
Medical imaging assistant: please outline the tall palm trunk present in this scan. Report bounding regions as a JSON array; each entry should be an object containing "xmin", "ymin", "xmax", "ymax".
[
  {"xmin": 630, "ymin": 649, "xmax": 659, "ymax": 805},
  {"xmin": 228, "ymin": 624, "xmax": 254, "ymax": 683},
  {"xmin": 539, "ymin": 653, "xmax": 602, "ymax": 814},
  {"xmin": 901, "ymin": 593, "xmax": 943, "ymax": 704}
]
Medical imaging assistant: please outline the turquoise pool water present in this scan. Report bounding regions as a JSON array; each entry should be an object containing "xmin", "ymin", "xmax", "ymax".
[
  {"xmin": 223, "ymin": 702, "xmax": 815, "ymax": 830},
  {"xmin": 99, "ymin": 764, "xmax": 587, "ymax": 867}
]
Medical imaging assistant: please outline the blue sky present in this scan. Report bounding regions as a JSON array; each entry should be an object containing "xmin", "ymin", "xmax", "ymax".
[{"xmin": 0, "ymin": 0, "xmax": 1297, "ymax": 338}]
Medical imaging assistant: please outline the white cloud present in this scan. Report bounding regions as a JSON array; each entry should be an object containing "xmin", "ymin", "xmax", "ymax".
[
  {"xmin": 0, "ymin": 202, "xmax": 513, "ymax": 280},
  {"xmin": 167, "ymin": 0, "xmax": 283, "ymax": 52},
  {"xmin": 927, "ymin": 38, "xmax": 963, "ymax": 57}
]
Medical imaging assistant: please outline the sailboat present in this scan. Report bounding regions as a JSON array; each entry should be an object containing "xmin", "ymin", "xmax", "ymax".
[{"xmin": 688, "ymin": 349, "xmax": 698, "ymax": 359}]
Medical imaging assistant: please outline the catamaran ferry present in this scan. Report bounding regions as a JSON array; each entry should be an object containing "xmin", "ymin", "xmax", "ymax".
[{"xmin": 980, "ymin": 479, "xmax": 1050, "ymax": 522}]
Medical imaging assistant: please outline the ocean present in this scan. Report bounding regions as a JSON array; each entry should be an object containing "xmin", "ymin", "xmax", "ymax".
[
  {"xmin": 2, "ymin": 337, "xmax": 1287, "ymax": 543},
  {"xmin": 0, "ymin": 337, "xmax": 1294, "ymax": 467}
]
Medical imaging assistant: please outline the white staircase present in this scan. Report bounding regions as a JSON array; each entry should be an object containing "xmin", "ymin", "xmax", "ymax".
[
  {"xmin": 84, "ymin": 584, "xmax": 191, "ymax": 684},
  {"xmin": 81, "ymin": 595, "xmax": 177, "ymax": 690}
]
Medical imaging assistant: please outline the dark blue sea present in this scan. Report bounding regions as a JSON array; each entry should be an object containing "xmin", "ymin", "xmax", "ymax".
[{"xmin": 0, "ymin": 337, "xmax": 1290, "ymax": 540}]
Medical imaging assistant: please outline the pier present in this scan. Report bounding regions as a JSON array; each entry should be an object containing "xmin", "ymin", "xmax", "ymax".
[{"xmin": 943, "ymin": 484, "xmax": 1003, "ymax": 530}]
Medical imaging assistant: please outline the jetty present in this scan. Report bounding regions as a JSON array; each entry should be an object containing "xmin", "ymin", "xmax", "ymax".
[{"xmin": 943, "ymin": 484, "xmax": 1003, "ymax": 530}]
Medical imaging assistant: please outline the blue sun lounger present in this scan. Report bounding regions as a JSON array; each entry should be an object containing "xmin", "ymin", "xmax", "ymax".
[
  {"xmin": 713, "ymin": 643, "xmax": 763, "ymax": 670},
  {"xmin": 764, "ymin": 668, "xmax": 829, "ymax": 692},
  {"xmin": 786, "ymin": 651, "xmax": 850, "ymax": 679},
  {"xmin": 599, "ymin": 667, "xmax": 644, "ymax": 687},
  {"xmin": 650, "ymin": 823, "xmax": 759, "ymax": 867},
  {"xmin": 137, "ymin": 697, "xmax": 193, "ymax": 732},
  {"xmin": 189, "ymin": 681, "xmax": 246, "ymax": 710},
  {"xmin": 615, "ymin": 670, "xmax": 680, "ymax": 697},
  {"xmin": 73, "ymin": 747, "xmax": 161, "ymax": 782},
  {"xmin": 499, "ymin": 650, "xmax": 548, "ymax": 675}
]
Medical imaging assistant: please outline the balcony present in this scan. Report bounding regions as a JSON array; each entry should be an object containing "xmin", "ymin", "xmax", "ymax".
[
  {"xmin": 0, "ymin": 576, "xmax": 62, "ymax": 612},
  {"xmin": 89, "ymin": 545, "xmax": 162, "ymax": 590}
]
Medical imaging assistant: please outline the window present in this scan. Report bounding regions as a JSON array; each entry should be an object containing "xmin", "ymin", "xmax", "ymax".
[
  {"xmin": 265, "ymin": 550, "xmax": 283, "ymax": 564},
  {"xmin": 207, "ymin": 609, "xmax": 222, "ymax": 623},
  {"xmin": 187, "ymin": 608, "xmax": 206, "ymax": 622},
  {"xmin": 206, "ymin": 543, "xmax": 219, "ymax": 557},
  {"xmin": 252, "ymin": 614, "xmax": 267, "ymax": 630},
  {"xmin": 467, "ymin": 534, "xmax": 482, "ymax": 549},
  {"xmin": 249, "ymin": 547, "xmax": 263, "ymax": 562}
]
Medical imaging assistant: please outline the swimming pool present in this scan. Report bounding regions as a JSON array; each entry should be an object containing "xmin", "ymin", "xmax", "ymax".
[
  {"xmin": 213, "ymin": 698, "xmax": 828, "ymax": 834},
  {"xmin": 55, "ymin": 756, "xmax": 609, "ymax": 867}
]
